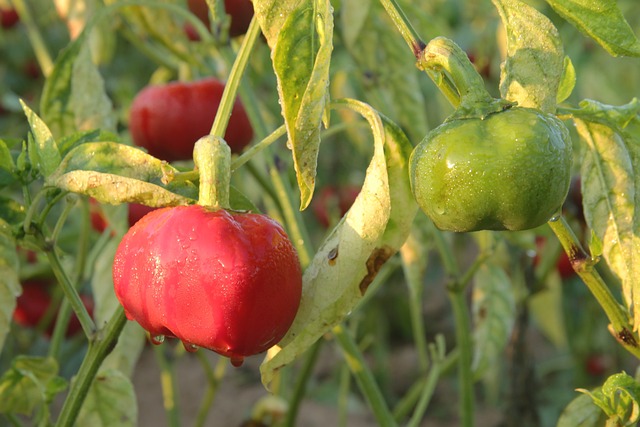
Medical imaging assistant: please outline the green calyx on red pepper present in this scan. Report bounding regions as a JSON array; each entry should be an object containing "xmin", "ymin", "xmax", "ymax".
[{"xmin": 410, "ymin": 37, "xmax": 572, "ymax": 232}]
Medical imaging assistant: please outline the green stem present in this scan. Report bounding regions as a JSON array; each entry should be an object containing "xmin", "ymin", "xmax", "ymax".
[
  {"xmin": 209, "ymin": 16, "xmax": 261, "ymax": 138},
  {"xmin": 392, "ymin": 347, "xmax": 458, "ymax": 421},
  {"xmin": 377, "ymin": 0, "xmax": 425, "ymax": 57},
  {"xmin": 547, "ymin": 218, "xmax": 640, "ymax": 358},
  {"xmin": 194, "ymin": 135, "xmax": 231, "ymax": 209},
  {"xmin": 22, "ymin": 188, "xmax": 53, "ymax": 234},
  {"xmin": 447, "ymin": 289, "xmax": 474, "ymax": 427},
  {"xmin": 48, "ymin": 298, "xmax": 72, "ymax": 359},
  {"xmin": 118, "ymin": 25, "xmax": 180, "ymax": 71},
  {"xmin": 417, "ymin": 37, "xmax": 493, "ymax": 110},
  {"xmin": 9, "ymin": 0, "xmax": 54, "ymax": 77},
  {"xmin": 154, "ymin": 346, "xmax": 182, "ymax": 427},
  {"xmin": 44, "ymin": 247, "xmax": 96, "ymax": 337},
  {"xmin": 432, "ymin": 225, "xmax": 477, "ymax": 427},
  {"xmin": 72, "ymin": 198, "xmax": 91, "ymax": 284},
  {"xmin": 332, "ymin": 325, "xmax": 397, "ymax": 427},
  {"xmin": 283, "ymin": 340, "xmax": 323, "ymax": 427},
  {"xmin": 55, "ymin": 307, "xmax": 128, "ymax": 427},
  {"xmin": 400, "ymin": 235, "xmax": 428, "ymax": 372},
  {"xmin": 193, "ymin": 354, "xmax": 227, "ymax": 427},
  {"xmin": 406, "ymin": 363, "xmax": 440, "ymax": 427},
  {"xmin": 231, "ymin": 125, "xmax": 287, "ymax": 173},
  {"xmin": 431, "ymin": 227, "xmax": 459, "ymax": 276},
  {"xmin": 49, "ymin": 196, "xmax": 76, "ymax": 246},
  {"xmin": 337, "ymin": 362, "xmax": 351, "ymax": 427},
  {"xmin": 268, "ymin": 157, "xmax": 313, "ymax": 267}
]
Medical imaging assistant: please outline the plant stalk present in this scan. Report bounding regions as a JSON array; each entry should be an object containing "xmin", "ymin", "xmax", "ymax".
[
  {"xmin": 209, "ymin": 16, "xmax": 261, "ymax": 138},
  {"xmin": 55, "ymin": 307, "xmax": 128, "ymax": 427},
  {"xmin": 332, "ymin": 324, "xmax": 397, "ymax": 427},
  {"xmin": 547, "ymin": 218, "xmax": 640, "ymax": 359},
  {"xmin": 377, "ymin": 0, "xmax": 425, "ymax": 57}
]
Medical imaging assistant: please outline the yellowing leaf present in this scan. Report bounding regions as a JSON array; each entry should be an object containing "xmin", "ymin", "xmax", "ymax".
[
  {"xmin": 260, "ymin": 100, "xmax": 417, "ymax": 389},
  {"xmin": 492, "ymin": 0, "xmax": 565, "ymax": 113},
  {"xmin": 263, "ymin": 0, "xmax": 334, "ymax": 209}
]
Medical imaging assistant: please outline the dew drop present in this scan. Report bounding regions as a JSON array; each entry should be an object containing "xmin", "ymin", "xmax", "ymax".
[
  {"xmin": 548, "ymin": 214, "xmax": 561, "ymax": 222},
  {"xmin": 230, "ymin": 356, "xmax": 245, "ymax": 367},
  {"xmin": 151, "ymin": 335, "xmax": 165, "ymax": 345},
  {"xmin": 182, "ymin": 341, "xmax": 199, "ymax": 353}
]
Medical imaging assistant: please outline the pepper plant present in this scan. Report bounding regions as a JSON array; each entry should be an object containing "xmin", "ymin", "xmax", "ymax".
[{"xmin": 0, "ymin": 0, "xmax": 639, "ymax": 426}]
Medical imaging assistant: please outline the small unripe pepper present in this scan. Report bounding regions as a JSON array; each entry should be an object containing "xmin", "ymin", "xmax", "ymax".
[{"xmin": 410, "ymin": 37, "xmax": 572, "ymax": 232}]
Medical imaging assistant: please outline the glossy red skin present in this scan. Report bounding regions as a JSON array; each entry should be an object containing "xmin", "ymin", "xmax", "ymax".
[
  {"xmin": 129, "ymin": 78, "xmax": 253, "ymax": 161},
  {"xmin": 312, "ymin": 185, "xmax": 360, "ymax": 227},
  {"xmin": 112, "ymin": 205, "xmax": 302, "ymax": 365},
  {"xmin": 13, "ymin": 281, "xmax": 94, "ymax": 337},
  {"xmin": 187, "ymin": 0, "xmax": 253, "ymax": 38},
  {"xmin": 1, "ymin": 8, "xmax": 19, "ymax": 29}
]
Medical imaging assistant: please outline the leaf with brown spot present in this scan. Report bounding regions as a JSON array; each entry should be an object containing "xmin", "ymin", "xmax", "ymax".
[{"xmin": 260, "ymin": 99, "xmax": 417, "ymax": 389}]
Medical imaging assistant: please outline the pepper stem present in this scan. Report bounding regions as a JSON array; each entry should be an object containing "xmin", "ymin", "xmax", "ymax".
[
  {"xmin": 417, "ymin": 37, "xmax": 511, "ymax": 118},
  {"xmin": 194, "ymin": 135, "xmax": 231, "ymax": 210}
]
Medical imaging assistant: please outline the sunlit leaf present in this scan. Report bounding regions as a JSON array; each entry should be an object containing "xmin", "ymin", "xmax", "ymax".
[
  {"xmin": 578, "ymin": 372, "xmax": 640, "ymax": 425},
  {"xmin": 557, "ymin": 56, "xmax": 576, "ymax": 104},
  {"xmin": 492, "ymin": 0, "xmax": 564, "ymax": 113},
  {"xmin": 575, "ymin": 105, "xmax": 640, "ymax": 329},
  {"xmin": 544, "ymin": 0, "xmax": 640, "ymax": 57},
  {"xmin": 266, "ymin": 0, "xmax": 334, "ymax": 209},
  {"xmin": 260, "ymin": 99, "xmax": 417, "ymax": 389},
  {"xmin": 21, "ymin": 101, "xmax": 61, "ymax": 178},
  {"xmin": 47, "ymin": 142, "xmax": 198, "ymax": 206}
]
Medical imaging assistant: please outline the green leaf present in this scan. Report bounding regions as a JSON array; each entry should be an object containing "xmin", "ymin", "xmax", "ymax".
[
  {"xmin": 39, "ymin": 9, "xmax": 116, "ymax": 137},
  {"xmin": 557, "ymin": 56, "xmax": 576, "ymax": 104},
  {"xmin": 58, "ymin": 128, "xmax": 117, "ymax": 157},
  {"xmin": 76, "ymin": 369, "xmax": 137, "ymax": 427},
  {"xmin": 340, "ymin": 0, "xmax": 372, "ymax": 51},
  {"xmin": 0, "ymin": 139, "xmax": 17, "ymax": 187},
  {"xmin": 340, "ymin": 0, "xmax": 429, "ymax": 142},
  {"xmin": 579, "ymin": 372, "xmax": 640, "ymax": 425},
  {"xmin": 70, "ymin": 42, "xmax": 116, "ymax": 133},
  {"xmin": 557, "ymin": 392, "xmax": 607, "ymax": 427},
  {"xmin": 544, "ymin": 0, "xmax": 640, "ymax": 57},
  {"xmin": 0, "ymin": 197, "xmax": 26, "ymax": 227},
  {"xmin": 253, "ymin": 0, "xmax": 301, "ymax": 49},
  {"xmin": 0, "ymin": 218, "xmax": 20, "ymax": 354},
  {"xmin": 92, "ymin": 239, "xmax": 146, "ymax": 377},
  {"xmin": 269, "ymin": 0, "xmax": 334, "ymax": 209},
  {"xmin": 471, "ymin": 262, "xmax": 516, "ymax": 379},
  {"xmin": 492, "ymin": 0, "xmax": 565, "ymax": 113},
  {"xmin": 575, "ymin": 103, "xmax": 640, "ymax": 329},
  {"xmin": 260, "ymin": 99, "xmax": 418, "ymax": 389},
  {"xmin": 39, "ymin": 33, "xmax": 83, "ymax": 137},
  {"xmin": 0, "ymin": 356, "xmax": 67, "ymax": 416},
  {"xmin": 47, "ymin": 142, "xmax": 198, "ymax": 207},
  {"xmin": 21, "ymin": 101, "xmax": 62, "ymax": 178}
]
